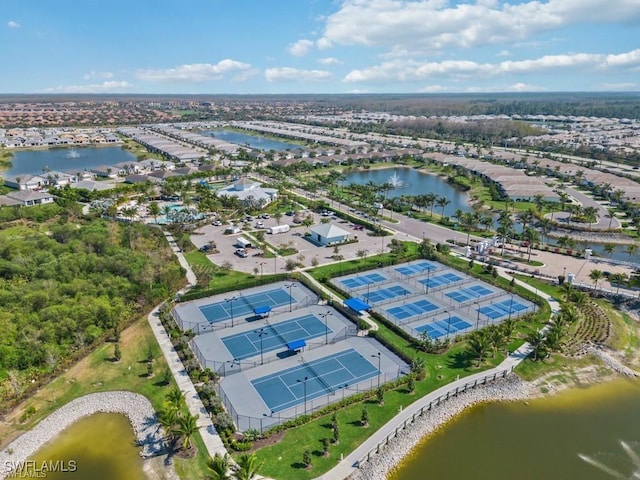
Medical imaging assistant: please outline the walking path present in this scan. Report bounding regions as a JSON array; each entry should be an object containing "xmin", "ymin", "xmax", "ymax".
[
  {"xmin": 314, "ymin": 265, "xmax": 560, "ymax": 480},
  {"xmin": 151, "ymin": 231, "xmax": 227, "ymax": 458}
]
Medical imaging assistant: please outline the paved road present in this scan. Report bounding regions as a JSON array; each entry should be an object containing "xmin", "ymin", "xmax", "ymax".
[{"xmin": 549, "ymin": 186, "xmax": 621, "ymax": 230}]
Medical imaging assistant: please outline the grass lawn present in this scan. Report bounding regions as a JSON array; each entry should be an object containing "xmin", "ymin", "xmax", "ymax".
[{"xmin": 253, "ymin": 331, "xmax": 505, "ymax": 480}]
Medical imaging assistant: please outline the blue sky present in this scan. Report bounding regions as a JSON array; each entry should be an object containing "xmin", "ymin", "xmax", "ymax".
[{"xmin": 2, "ymin": 0, "xmax": 640, "ymax": 94}]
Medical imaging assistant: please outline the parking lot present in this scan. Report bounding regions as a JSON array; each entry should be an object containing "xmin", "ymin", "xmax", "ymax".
[{"xmin": 190, "ymin": 210, "xmax": 397, "ymax": 274}]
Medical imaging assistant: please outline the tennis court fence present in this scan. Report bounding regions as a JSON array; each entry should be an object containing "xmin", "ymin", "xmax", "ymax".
[
  {"xmin": 189, "ymin": 326, "xmax": 358, "ymax": 377},
  {"xmin": 215, "ymin": 371, "xmax": 396, "ymax": 433}
]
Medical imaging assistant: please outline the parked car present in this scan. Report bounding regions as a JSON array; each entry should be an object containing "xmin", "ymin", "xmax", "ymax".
[
  {"xmin": 235, "ymin": 248, "xmax": 248, "ymax": 258},
  {"xmin": 212, "ymin": 220, "xmax": 222, "ymax": 226},
  {"xmin": 255, "ymin": 221, "xmax": 264, "ymax": 228},
  {"xmin": 261, "ymin": 213, "xmax": 271, "ymax": 219}
]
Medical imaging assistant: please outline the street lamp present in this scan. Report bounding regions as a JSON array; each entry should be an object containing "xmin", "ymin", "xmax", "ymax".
[
  {"xmin": 286, "ymin": 283, "xmax": 297, "ymax": 312},
  {"xmin": 320, "ymin": 311, "xmax": 331, "ymax": 345},
  {"xmin": 371, "ymin": 352, "xmax": 382, "ymax": 389},
  {"xmin": 297, "ymin": 376, "xmax": 308, "ymax": 415},
  {"xmin": 255, "ymin": 328, "xmax": 268, "ymax": 365},
  {"xmin": 257, "ymin": 261, "xmax": 266, "ymax": 281},
  {"xmin": 225, "ymin": 296, "xmax": 237, "ymax": 327}
]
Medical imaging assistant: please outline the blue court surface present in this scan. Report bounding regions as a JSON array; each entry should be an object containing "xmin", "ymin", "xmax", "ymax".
[
  {"xmin": 340, "ymin": 272, "xmax": 387, "ymax": 289},
  {"xmin": 478, "ymin": 299, "xmax": 529, "ymax": 320},
  {"xmin": 415, "ymin": 316, "xmax": 472, "ymax": 339},
  {"xmin": 419, "ymin": 272, "xmax": 463, "ymax": 289},
  {"xmin": 363, "ymin": 285, "xmax": 410, "ymax": 304},
  {"xmin": 222, "ymin": 315, "xmax": 333, "ymax": 360},
  {"xmin": 199, "ymin": 288, "xmax": 292, "ymax": 324},
  {"xmin": 386, "ymin": 299, "xmax": 439, "ymax": 321},
  {"xmin": 251, "ymin": 349, "xmax": 379, "ymax": 412},
  {"xmin": 445, "ymin": 284, "xmax": 493, "ymax": 303},
  {"xmin": 395, "ymin": 261, "xmax": 437, "ymax": 276}
]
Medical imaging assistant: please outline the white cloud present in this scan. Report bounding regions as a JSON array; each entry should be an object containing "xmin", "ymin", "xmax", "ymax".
[
  {"xmin": 7, "ymin": 20, "xmax": 20, "ymax": 28},
  {"xmin": 497, "ymin": 50, "xmax": 511, "ymax": 57},
  {"xmin": 319, "ymin": 57, "xmax": 342, "ymax": 65},
  {"xmin": 287, "ymin": 39, "xmax": 314, "ymax": 57},
  {"xmin": 136, "ymin": 59, "xmax": 251, "ymax": 83},
  {"xmin": 265, "ymin": 67, "xmax": 332, "ymax": 82},
  {"xmin": 505, "ymin": 82, "xmax": 546, "ymax": 92},
  {"xmin": 416, "ymin": 85, "xmax": 447, "ymax": 93},
  {"xmin": 343, "ymin": 49, "xmax": 640, "ymax": 84},
  {"xmin": 44, "ymin": 81, "xmax": 133, "ymax": 93},
  {"xmin": 83, "ymin": 71, "xmax": 114, "ymax": 80},
  {"xmin": 319, "ymin": 0, "xmax": 640, "ymax": 54}
]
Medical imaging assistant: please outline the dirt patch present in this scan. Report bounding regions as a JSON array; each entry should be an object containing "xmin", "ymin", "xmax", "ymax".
[{"xmin": 249, "ymin": 430, "xmax": 286, "ymax": 451}]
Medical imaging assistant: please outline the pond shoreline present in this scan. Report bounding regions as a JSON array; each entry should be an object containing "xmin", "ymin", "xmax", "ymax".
[{"xmin": 0, "ymin": 391, "xmax": 165, "ymax": 480}]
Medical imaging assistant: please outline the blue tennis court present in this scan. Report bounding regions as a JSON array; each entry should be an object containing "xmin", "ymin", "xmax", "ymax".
[
  {"xmin": 419, "ymin": 272, "xmax": 463, "ymax": 289},
  {"xmin": 415, "ymin": 316, "xmax": 472, "ymax": 339},
  {"xmin": 199, "ymin": 288, "xmax": 293, "ymax": 324},
  {"xmin": 363, "ymin": 285, "xmax": 410, "ymax": 304},
  {"xmin": 395, "ymin": 261, "xmax": 437, "ymax": 276},
  {"xmin": 386, "ymin": 299, "xmax": 439, "ymax": 321},
  {"xmin": 478, "ymin": 299, "xmax": 529, "ymax": 320},
  {"xmin": 445, "ymin": 284, "xmax": 494, "ymax": 303},
  {"xmin": 222, "ymin": 315, "xmax": 333, "ymax": 360},
  {"xmin": 252, "ymin": 349, "xmax": 379, "ymax": 412},
  {"xmin": 340, "ymin": 272, "xmax": 387, "ymax": 289}
]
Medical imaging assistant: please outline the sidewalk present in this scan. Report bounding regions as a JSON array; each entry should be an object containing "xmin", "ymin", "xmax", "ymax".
[
  {"xmin": 314, "ymin": 264, "xmax": 559, "ymax": 480},
  {"xmin": 149, "ymin": 231, "xmax": 227, "ymax": 459}
]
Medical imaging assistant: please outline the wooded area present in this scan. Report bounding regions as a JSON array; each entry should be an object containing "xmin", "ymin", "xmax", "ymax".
[{"xmin": 0, "ymin": 212, "xmax": 184, "ymax": 400}]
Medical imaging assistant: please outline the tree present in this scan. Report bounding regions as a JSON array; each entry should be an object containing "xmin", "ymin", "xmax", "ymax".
[
  {"xmin": 233, "ymin": 453, "xmax": 264, "ymax": 480},
  {"xmin": 610, "ymin": 272, "xmax": 629, "ymax": 294},
  {"xmin": 166, "ymin": 386, "xmax": 186, "ymax": 411},
  {"xmin": 436, "ymin": 196, "xmax": 451, "ymax": 218},
  {"xmin": 361, "ymin": 406, "xmax": 369, "ymax": 427},
  {"xmin": 526, "ymin": 331, "xmax": 546, "ymax": 361},
  {"xmin": 113, "ymin": 342, "xmax": 121, "ymax": 362},
  {"xmin": 588, "ymin": 269, "xmax": 604, "ymax": 292},
  {"xmin": 467, "ymin": 330, "xmax": 490, "ymax": 367},
  {"xmin": 625, "ymin": 243, "xmax": 638, "ymax": 261},
  {"xmin": 322, "ymin": 438, "xmax": 330, "ymax": 457},
  {"xmin": 521, "ymin": 227, "xmax": 539, "ymax": 262},
  {"xmin": 177, "ymin": 412, "xmax": 199, "ymax": 451},
  {"xmin": 148, "ymin": 201, "xmax": 161, "ymax": 224},
  {"xmin": 302, "ymin": 450, "xmax": 312, "ymax": 469},
  {"xmin": 207, "ymin": 453, "xmax": 232, "ymax": 480},
  {"xmin": 544, "ymin": 322, "xmax": 565, "ymax": 352},
  {"xmin": 376, "ymin": 387, "xmax": 384, "ymax": 406},
  {"xmin": 332, "ymin": 422, "xmax": 340, "ymax": 445},
  {"xmin": 274, "ymin": 211, "xmax": 283, "ymax": 225},
  {"xmin": 603, "ymin": 243, "xmax": 616, "ymax": 258}
]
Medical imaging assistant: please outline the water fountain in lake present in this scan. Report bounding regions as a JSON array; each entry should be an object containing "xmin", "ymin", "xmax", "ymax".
[
  {"xmin": 579, "ymin": 440, "xmax": 640, "ymax": 478},
  {"xmin": 66, "ymin": 149, "xmax": 80, "ymax": 159},
  {"xmin": 389, "ymin": 171, "xmax": 405, "ymax": 189}
]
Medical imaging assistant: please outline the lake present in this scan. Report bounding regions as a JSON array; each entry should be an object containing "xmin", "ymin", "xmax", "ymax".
[
  {"xmin": 5, "ymin": 147, "xmax": 138, "ymax": 176},
  {"xmin": 342, "ymin": 167, "xmax": 472, "ymax": 218},
  {"xmin": 9, "ymin": 413, "xmax": 145, "ymax": 480},
  {"xmin": 391, "ymin": 378, "xmax": 640, "ymax": 480},
  {"xmin": 203, "ymin": 129, "xmax": 300, "ymax": 151}
]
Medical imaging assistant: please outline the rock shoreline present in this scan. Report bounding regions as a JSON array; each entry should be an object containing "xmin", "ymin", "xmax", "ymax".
[
  {"xmin": 350, "ymin": 376, "xmax": 531, "ymax": 480},
  {"xmin": 0, "ymin": 391, "xmax": 164, "ymax": 480}
]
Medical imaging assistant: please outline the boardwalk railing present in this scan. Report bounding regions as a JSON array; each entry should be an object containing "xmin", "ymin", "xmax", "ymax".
[{"xmin": 355, "ymin": 367, "xmax": 512, "ymax": 468}]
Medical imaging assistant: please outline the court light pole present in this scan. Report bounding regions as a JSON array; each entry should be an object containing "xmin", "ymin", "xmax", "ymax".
[
  {"xmin": 297, "ymin": 376, "xmax": 308, "ymax": 415},
  {"xmin": 320, "ymin": 311, "xmax": 332, "ymax": 345},
  {"xmin": 473, "ymin": 301, "xmax": 481, "ymax": 330},
  {"xmin": 255, "ymin": 328, "xmax": 268, "ymax": 365},
  {"xmin": 445, "ymin": 310, "xmax": 452, "ymax": 339},
  {"xmin": 258, "ymin": 261, "xmax": 266, "ymax": 282},
  {"xmin": 508, "ymin": 293, "xmax": 514, "ymax": 320},
  {"xmin": 286, "ymin": 283, "xmax": 297, "ymax": 312},
  {"xmin": 371, "ymin": 352, "xmax": 381, "ymax": 389},
  {"xmin": 425, "ymin": 268, "xmax": 431, "ymax": 295},
  {"xmin": 225, "ymin": 296, "xmax": 237, "ymax": 327}
]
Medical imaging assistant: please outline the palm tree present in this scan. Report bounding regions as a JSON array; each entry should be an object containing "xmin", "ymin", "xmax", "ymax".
[
  {"xmin": 233, "ymin": 453, "xmax": 264, "ymax": 480},
  {"xmin": 589, "ymin": 269, "xmax": 604, "ymax": 292},
  {"xmin": 207, "ymin": 453, "xmax": 232, "ymax": 480},
  {"xmin": 522, "ymin": 227, "xmax": 539, "ymax": 262},
  {"xmin": 166, "ymin": 386, "xmax": 186, "ymax": 411},
  {"xmin": 603, "ymin": 243, "xmax": 616, "ymax": 259},
  {"xmin": 609, "ymin": 272, "xmax": 629, "ymax": 295},
  {"xmin": 467, "ymin": 330, "xmax": 491, "ymax": 367},
  {"xmin": 435, "ymin": 196, "xmax": 450, "ymax": 218},
  {"xmin": 582, "ymin": 206, "xmax": 598, "ymax": 230},
  {"xmin": 517, "ymin": 209, "xmax": 534, "ymax": 232},
  {"xmin": 625, "ymin": 243, "xmax": 638, "ymax": 261},
  {"xmin": 544, "ymin": 322, "xmax": 565, "ymax": 352},
  {"xmin": 148, "ymin": 201, "xmax": 161, "ymax": 224},
  {"xmin": 537, "ymin": 217, "xmax": 552, "ymax": 245},
  {"xmin": 526, "ymin": 331, "xmax": 546, "ymax": 361},
  {"xmin": 425, "ymin": 193, "xmax": 437, "ymax": 217},
  {"xmin": 480, "ymin": 215, "xmax": 494, "ymax": 232},
  {"xmin": 177, "ymin": 413, "xmax": 199, "ymax": 451}
]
